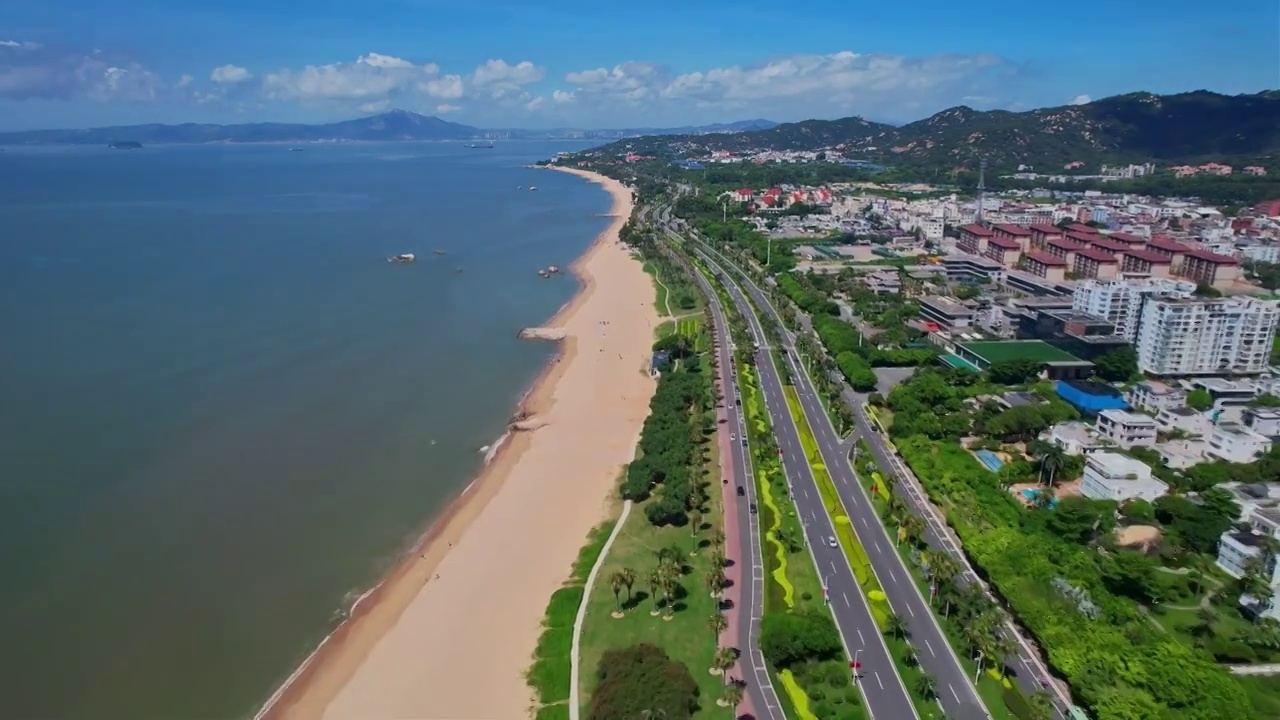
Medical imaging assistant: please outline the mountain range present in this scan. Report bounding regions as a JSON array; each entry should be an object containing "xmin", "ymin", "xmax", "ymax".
[
  {"xmin": 0, "ymin": 111, "xmax": 778, "ymax": 145},
  {"xmin": 598, "ymin": 91, "xmax": 1280, "ymax": 169}
]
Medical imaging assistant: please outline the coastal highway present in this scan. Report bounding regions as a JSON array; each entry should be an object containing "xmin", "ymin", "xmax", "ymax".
[
  {"xmin": 687, "ymin": 256, "xmax": 786, "ymax": 720},
  {"xmin": 687, "ymin": 233, "xmax": 1072, "ymax": 719},
  {"xmin": 701, "ymin": 248, "xmax": 990, "ymax": 720},
  {"xmin": 687, "ymin": 240, "xmax": 921, "ymax": 720}
]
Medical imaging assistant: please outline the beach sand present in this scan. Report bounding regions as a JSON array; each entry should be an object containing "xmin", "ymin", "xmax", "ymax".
[{"xmin": 258, "ymin": 168, "xmax": 657, "ymax": 720}]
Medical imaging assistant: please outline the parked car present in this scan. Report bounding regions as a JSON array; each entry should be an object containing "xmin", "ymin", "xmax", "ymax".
[
  {"xmin": 749, "ymin": 503, "xmax": 758, "ymax": 515},
  {"xmin": 736, "ymin": 485, "xmax": 745, "ymax": 497}
]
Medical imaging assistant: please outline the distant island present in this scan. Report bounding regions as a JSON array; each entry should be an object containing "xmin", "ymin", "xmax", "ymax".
[
  {"xmin": 108, "ymin": 141, "xmax": 143, "ymax": 150},
  {"xmin": 0, "ymin": 110, "xmax": 779, "ymax": 146}
]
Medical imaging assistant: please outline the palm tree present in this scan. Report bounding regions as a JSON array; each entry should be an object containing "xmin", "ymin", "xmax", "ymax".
[
  {"xmin": 660, "ymin": 564, "xmax": 680, "ymax": 619},
  {"xmin": 900, "ymin": 513, "xmax": 924, "ymax": 547},
  {"xmin": 991, "ymin": 634, "xmax": 1017, "ymax": 680},
  {"xmin": 886, "ymin": 493, "xmax": 907, "ymax": 522},
  {"xmin": 619, "ymin": 567, "xmax": 636, "ymax": 604},
  {"xmin": 647, "ymin": 568, "xmax": 665, "ymax": 615},
  {"xmin": 706, "ymin": 567, "xmax": 726, "ymax": 598},
  {"xmin": 608, "ymin": 570, "xmax": 628, "ymax": 615},
  {"xmin": 711, "ymin": 646, "xmax": 735, "ymax": 678},
  {"xmin": 719, "ymin": 683, "xmax": 743, "ymax": 709},
  {"xmin": 711, "ymin": 528, "xmax": 726, "ymax": 548},
  {"xmin": 710, "ymin": 548, "xmax": 726, "ymax": 570},
  {"xmin": 885, "ymin": 611, "xmax": 907, "ymax": 640},
  {"xmin": 689, "ymin": 510, "xmax": 703, "ymax": 538},
  {"xmin": 1038, "ymin": 445, "xmax": 1066, "ymax": 489},
  {"xmin": 1028, "ymin": 690, "xmax": 1055, "ymax": 720},
  {"xmin": 902, "ymin": 647, "xmax": 919, "ymax": 668},
  {"xmin": 915, "ymin": 672, "xmax": 938, "ymax": 700},
  {"xmin": 709, "ymin": 612, "xmax": 729, "ymax": 640}
]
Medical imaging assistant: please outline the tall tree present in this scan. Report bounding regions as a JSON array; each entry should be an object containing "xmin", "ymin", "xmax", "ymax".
[
  {"xmin": 609, "ymin": 570, "xmax": 628, "ymax": 614},
  {"xmin": 915, "ymin": 672, "xmax": 938, "ymax": 700},
  {"xmin": 885, "ymin": 611, "xmax": 907, "ymax": 640},
  {"xmin": 709, "ymin": 612, "xmax": 729, "ymax": 640}
]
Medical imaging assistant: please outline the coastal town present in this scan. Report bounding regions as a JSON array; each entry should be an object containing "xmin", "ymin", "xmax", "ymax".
[{"xmin": 531, "ymin": 115, "xmax": 1280, "ymax": 720}]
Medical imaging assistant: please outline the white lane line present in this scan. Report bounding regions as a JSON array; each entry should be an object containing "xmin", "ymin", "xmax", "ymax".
[
  {"xmin": 875, "ymin": 672, "xmax": 884, "ymax": 690},
  {"xmin": 905, "ymin": 601, "xmax": 914, "ymax": 617},
  {"xmin": 857, "ymin": 627, "xmax": 866, "ymax": 644},
  {"xmin": 860, "ymin": 515, "xmax": 868, "ymax": 528},
  {"xmin": 949, "ymin": 685, "xmax": 961, "ymax": 703},
  {"xmin": 925, "ymin": 639, "xmax": 936, "ymax": 657},
  {"xmin": 842, "ymin": 592, "xmax": 850, "ymax": 607}
]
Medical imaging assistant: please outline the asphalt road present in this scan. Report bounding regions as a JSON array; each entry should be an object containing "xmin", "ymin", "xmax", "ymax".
[
  {"xmin": 691, "ymin": 244, "xmax": 921, "ymax": 720},
  {"xmin": 685, "ymin": 248, "xmax": 786, "ymax": 720},
  {"xmin": 698, "ymin": 248, "xmax": 990, "ymax": 720},
  {"xmin": 684, "ymin": 230, "xmax": 1072, "ymax": 720}
]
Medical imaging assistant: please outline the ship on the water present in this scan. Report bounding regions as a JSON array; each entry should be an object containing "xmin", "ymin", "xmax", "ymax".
[
  {"xmin": 465, "ymin": 141, "xmax": 495, "ymax": 149},
  {"xmin": 387, "ymin": 253, "xmax": 416, "ymax": 264}
]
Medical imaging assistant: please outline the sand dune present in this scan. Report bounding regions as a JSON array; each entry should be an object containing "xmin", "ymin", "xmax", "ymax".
[{"xmin": 259, "ymin": 168, "xmax": 657, "ymax": 720}]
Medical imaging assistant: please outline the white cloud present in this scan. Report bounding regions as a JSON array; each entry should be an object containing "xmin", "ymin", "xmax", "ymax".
[
  {"xmin": 436, "ymin": 103, "xmax": 461, "ymax": 113},
  {"xmin": 0, "ymin": 40, "xmax": 163, "ymax": 101},
  {"xmin": 1069, "ymin": 94, "xmax": 1092, "ymax": 105},
  {"xmin": 525, "ymin": 96, "xmax": 545, "ymax": 111},
  {"xmin": 562, "ymin": 51, "xmax": 1016, "ymax": 123},
  {"xmin": 420, "ymin": 74, "xmax": 463, "ymax": 99},
  {"xmin": 359, "ymin": 99, "xmax": 391, "ymax": 113},
  {"xmin": 358, "ymin": 53, "xmax": 416, "ymax": 70},
  {"xmin": 177, "ymin": 74, "xmax": 194, "ymax": 87},
  {"xmin": 552, "ymin": 89, "xmax": 576, "ymax": 103},
  {"xmin": 210, "ymin": 64, "xmax": 251, "ymax": 84}
]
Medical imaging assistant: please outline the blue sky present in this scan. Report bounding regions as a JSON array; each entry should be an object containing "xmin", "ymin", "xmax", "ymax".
[{"xmin": 1, "ymin": 0, "xmax": 1276, "ymax": 130}]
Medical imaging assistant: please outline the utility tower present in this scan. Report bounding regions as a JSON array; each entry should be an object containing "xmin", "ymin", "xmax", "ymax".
[{"xmin": 976, "ymin": 158, "xmax": 987, "ymax": 224}]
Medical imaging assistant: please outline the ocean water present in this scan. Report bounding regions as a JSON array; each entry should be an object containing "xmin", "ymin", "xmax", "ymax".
[{"xmin": 0, "ymin": 141, "xmax": 610, "ymax": 720}]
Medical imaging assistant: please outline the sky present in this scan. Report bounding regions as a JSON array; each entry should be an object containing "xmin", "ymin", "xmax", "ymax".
[{"xmin": 1, "ymin": 0, "xmax": 1277, "ymax": 131}]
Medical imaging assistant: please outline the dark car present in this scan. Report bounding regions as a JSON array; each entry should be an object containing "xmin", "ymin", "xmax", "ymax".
[
  {"xmin": 736, "ymin": 485, "xmax": 745, "ymax": 497},
  {"xmin": 742, "ymin": 438, "xmax": 748, "ymax": 447},
  {"xmin": 749, "ymin": 503, "xmax": 758, "ymax": 514},
  {"xmin": 735, "ymin": 398, "xmax": 741, "ymax": 406}
]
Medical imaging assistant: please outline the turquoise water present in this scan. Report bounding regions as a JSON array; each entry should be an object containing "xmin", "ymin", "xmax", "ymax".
[
  {"xmin": 974, "ymin": 449, "xmax": 1006, "ymax": 471},
  {"xmin": 0, "ymin": 141, "xmax": 608, "ymax": 720}
]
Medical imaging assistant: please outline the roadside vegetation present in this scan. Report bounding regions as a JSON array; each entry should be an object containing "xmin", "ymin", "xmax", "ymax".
[{"xmin": 878, "ymin": 367, "xmax": 1260, "ymax": 720}]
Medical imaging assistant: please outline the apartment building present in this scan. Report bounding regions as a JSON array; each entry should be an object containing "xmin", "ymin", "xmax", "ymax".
[
  {"xmin": 919, "ymin": 296, "xmax": 975, "ymax": 329},
  {"xmin": 1125, "ymin": 381, "xmax": 1187, "ymax": 413},
  {"xmin": 1095, "ymin": 409, "xmax": 1158, "ymax": 449},
  {"xmin": 1207, "ymin": 422, "xmax": 1274, "ymax": 463},
  {"xmin": 1023, "ymin": 251, "xmax": 1068, "ymax": 282},
  {"xmin": 1245, "ymin": 407, "xmax": 1280, "ymax": 438},
  {"xmin": 958, "ymin": 224, "xmax": 994, "ymax": 255},
  {"xmin": 1215, "ymin": 505, "xmax": 1280, "ymax": 621},
  {"xmin": 1072, "ymin": 248, "xmax": 1120, "ymax": 280},
  {"xmin": 1135, "ymin": 297, "xmax": 1280, "ymax": 376},
  {"xmin": 1154, "ymin": 406, "xmax": 1213, "ymax": 436},
  {"xmin": 1080, "ymin": 452, "xmax": 1168, "ymax": 502},
  {"xmin": 1071, "ymin": 277, "xmax": 1195, "ymax": 340},
  {"xmin": 1119, "ymin": 249, "xmax": 1173, "ymax": 278},
  {"xmin": 1179, "ymin": 249, "xmax": 1242, "ymax": 288}
]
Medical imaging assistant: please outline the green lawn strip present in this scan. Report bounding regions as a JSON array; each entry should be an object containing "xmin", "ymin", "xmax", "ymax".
[
  {"xmin": 643, "ymin": 261, "xmax": 672, "ymax": 316},
  {"xmin": 654, "ymin": 319, "xmax": 677, "ymax": 340},
  {"xmin": 848, "ymin": 445, "xmax": 1022, "ymax": 720},
  {"xmin": 526, "ymin": 519, "xmax": 620, "ymax": 709}
]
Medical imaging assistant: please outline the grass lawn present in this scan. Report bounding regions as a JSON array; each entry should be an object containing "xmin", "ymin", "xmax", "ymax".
[
  {"xmin": 643, "ymin": 261, "xmax": 672, "ymax": 317},
  {"xmin": 576, "ymin": 321, "xmax": 729, "ymax": 718},
  {"xmin": 958, "ymin": 340, "xmax": 1081, "ymax": 366}
]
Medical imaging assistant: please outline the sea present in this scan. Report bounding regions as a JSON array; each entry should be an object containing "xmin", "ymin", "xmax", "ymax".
[{"xmin": 0, "ymin": 140, "xmax": 611, "ymax": 720}]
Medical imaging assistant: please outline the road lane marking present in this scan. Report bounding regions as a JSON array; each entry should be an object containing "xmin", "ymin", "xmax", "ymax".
[
  {"xmin": 875, "ymin": 672, "xmax": 884, "ymax": 690},
  {"xmin": 857, "ymin": 627, "xmax": 866, "ymax": 644},
  {"xmin": 949, "ymin": 685, "xmax": 961, "ymax": 703},
  {"xmin": 925, "ymin": 639, "xmax": 935, "ymax": 657},
  {"xmin": 842, "ymin": 592, "xmax": 850, "ymax": 606}
]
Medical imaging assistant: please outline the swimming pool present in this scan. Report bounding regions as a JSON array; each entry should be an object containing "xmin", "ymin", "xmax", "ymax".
[
  {"xmin": 1021, "ymin": 488, "xmax": 1059, "ymax": 508},
  {"xmin": 974, "ymin": 449, "xmax": 1005, "ymax": 472}
]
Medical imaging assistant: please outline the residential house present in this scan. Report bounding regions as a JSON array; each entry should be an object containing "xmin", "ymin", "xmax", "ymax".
[
  {"xmin": 958, "ymin": 224, "xmax": 994, "ymax": 255},
  {"xmin": 1095, "ymin": 409, "xmax": 1158, "ymax": 449},
  {"xmin": 1215, "ymin": 505, "xmax": 1280, "ymax": 621},
  {"xmin": 1207, "ymin": 422, "xmax": 1274, "ymax": 463},
  {"xmin": 1125, "ymin": 381, "xmax": 1187, "ymax": 413},
  {"xmin": 1080, "ymin": 452, "xmax": 1169, "ymax": 502}
]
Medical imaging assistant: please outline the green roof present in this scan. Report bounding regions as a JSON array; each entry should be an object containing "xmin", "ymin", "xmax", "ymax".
[{"xmin": 958, "ymin": 340, "xmax": 1083, "ymax": 364}]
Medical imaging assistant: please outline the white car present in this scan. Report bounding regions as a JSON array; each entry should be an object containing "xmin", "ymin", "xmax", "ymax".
[{"xmin": 827, "ymin": 536, "xmax": 839, "ymax": 548}]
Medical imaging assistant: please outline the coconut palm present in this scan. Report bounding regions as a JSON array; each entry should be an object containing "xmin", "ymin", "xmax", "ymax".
[
  {"xmin": 1038, "ymin": 445, "xmax": 1066, "ymax": 488},
  {"xmin": 900, "ymin": 513, "xmax": 925, "ymax": 547},
  {"xmin": 915, "ymin": 672, "xmax": 938, "ymax": 700},
  {"xmin": 711, "ymin": 528, "xmax": 726, "ymax": 548},
  {"xmin": 710, "ymin": 548, "xmax": 726, "ymax": 570},
  {"xmin": 711, "ymin": 646, "xmax": 736, "ymax": 678},
  {"xmin": 902, "ymin": 647, "xmax": 919, "ymax": 668},
  {"xmin": 719, "ymin": 683, "xmax": 743, "ymax": 708},
  {"xmin": 885, "ymin": 611, "xmax": 907, "ymax": 640},
  {"xmin": 647, "ymin": 568, "xmax": 665, "ymax": 614},
  {"xmin": 689, "ymin": 510, "xmax": 703, "ymax": 537},
  {"xmin": 991, "ymin": 634, "xmax": 1017, "ymax": 680},
  {"xmin": 608, "ymin": 570, "xmax": 628, "ymax": 614},
  {"xmin": 706, "ymin": 567, "xmax": 725, "ymax": 597},
  {"xmin": 886, "ymin": 493, "xmax": 907, "ymax": 522},
  {"xmin": 709, "ymin": 612, "xmax": 729, "ymax": 640},
  {"xmin": 619, "ymin": 567, "xmax": 636, "ymax": 604}
]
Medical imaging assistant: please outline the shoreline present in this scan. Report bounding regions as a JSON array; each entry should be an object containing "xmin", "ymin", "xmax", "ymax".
[{"xmin": 257, "ymin": 166, "xmax": 649, "ymax": 720}]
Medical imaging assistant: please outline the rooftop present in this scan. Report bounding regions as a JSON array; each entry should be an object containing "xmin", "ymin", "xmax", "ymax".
[
  {"xmin": 1027, "ymin": 250, "xmax": 1069, "ymax": 266},
  {"xmin": 1107, "ymin": 232, "xmax": 1148, "ymax": 244},
  {"xmin": 988, "ymin": 236, "xmax": 1021, "ymax": 249},
  {"xmin": 961, "ymin": 224, "xmax": 995, "ymax": 237},
  {"xmin": 1099, "ymin": 408, "xmax": 1157, "ymax": 426},
  {"xmin": 1087, "ymin": 451, "xmax": 1153, "ymax": 479},
  {"xmin": 1029, "ymin": 224, "xmax": 1062, "ymax": 235},
  {"xmin": 1088, "ymin": 237, "xmax": 1130, "ymax": 253},
  {"xmin": 1046, "ymin": 236, "xmax": 1087, "ymax": 250},
  {"xmin": 960, "ymin": 339, "xmax": 1083, "ymax": 364},
  {"xmin": 1075, "ymin": 247, "xmax": 1119, "ymax": 263},
  {"xmin": 1183, "ymin": 248, "xmax": 1240, "ymax": 265},
  {"xmin": 993, "ymin": 223, "xmax": 1033, "ymax": 236},
  {"xmin": 1122, "ymin": 248, "xmax": 1172, "ymax": 264},
  {"xmin": 920, "ymin": 296, "xmax": 974, "ymax": 316}
]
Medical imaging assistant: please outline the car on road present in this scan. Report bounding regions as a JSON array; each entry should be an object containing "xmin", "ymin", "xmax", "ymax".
[
  {"xmin": 749, "ymin": 503, "xmax": 757, "ymax": 514},
  {"xmin": 735, "ymin": 398, "xmax": 741, "ymax": 406},
  {"xmin": 827, "ymin": 536, "xmax": 838, "ymax": 548},
  {"xmin": 741, "ymin": 438, "xmax": 748, "ymax": 447},
  {"xmin": 730, "ymin": 433, "xmax": 736, "ymax": 441},
  {"xmin": 736, "ymin": 485, "xmax": 745, "ymax": 497}
]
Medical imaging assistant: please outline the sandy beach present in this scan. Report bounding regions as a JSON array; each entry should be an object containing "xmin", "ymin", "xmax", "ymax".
[{"xmin": 259, "ymin": 167, "xmax": 658, "ymax": 720}]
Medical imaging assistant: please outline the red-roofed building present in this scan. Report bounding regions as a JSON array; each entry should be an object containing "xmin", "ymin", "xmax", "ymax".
[
  {"xmin": 1106, "ymin": 232, "xmax": 1147, "ymax": 246},
  {"xmin": 1120, "ymin": 249, "xmax": 1173, "ymax": 278},
  {"xmin": 1072, "ymin": 247, "xmax": 1119, "ymax": 280},
  {"xmin": 958, "ymin": 224, "xmax": 994, "ymax": 255},
  {"xmin": 992, "ymin": 224, "xmax": 1033, "ymax": 252},
  {"xmin": 1029, "ymin": 225, "xmax": 1063, "ymax": 251},
  {"xmin": 1146, "ymin": 235, "xmax": 1191, "ymax": 267},
  {"xmin": 1024, "ymin": 250, "xmax": 1068, "ymax": 282},
  {"xmin": 730, "ymin": 188, "xmax": 754, "ymax": 203},
  {"xmin": 984, "ymin": 236, "xmax": 1022, "ymax": 267},
  {"xmin": 1255, "ymin": 199, "xmax": 1280, "ymax": 218},
  {"xmin": 1087, "ymin": 237, "xmax": 1130, "ymax": 254},
  {"xmin": 1064, "ymin": 229, "xmax": 1100, "ymax": 245},
  {"xmin": 1064, "ymin": 223, "xmax": 1099, "ymax": 235},
  {"xmin": 1045, "ymin": 236, "xmax": 1087, "ymax": 261},
  {"xmin": 1179, "ymin": 249, "xmax": 1241, "ymax": 287}
]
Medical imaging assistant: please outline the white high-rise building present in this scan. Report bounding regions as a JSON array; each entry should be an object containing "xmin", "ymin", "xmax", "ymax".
[
  {"xmin": 1072, "ymin": 277, "xmax": 1196, "ymax": 340},
  {"xmin": 1135, "ymin": 297, "xmax": 1280, "ymax": 376}
]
